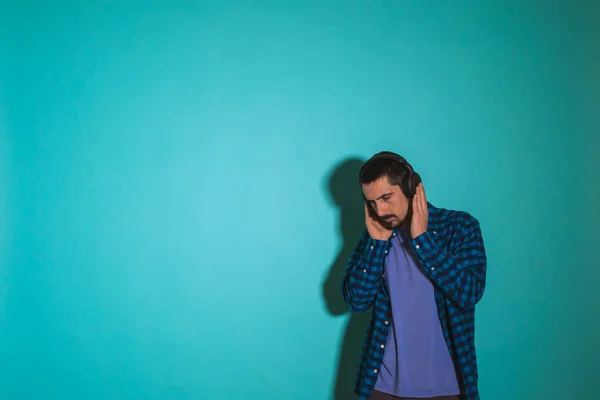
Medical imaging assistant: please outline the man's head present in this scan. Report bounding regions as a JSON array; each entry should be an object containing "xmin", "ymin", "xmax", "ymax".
[{"xmin": 358, "ymin": 152, "xmax": 421, "ymax": 230}]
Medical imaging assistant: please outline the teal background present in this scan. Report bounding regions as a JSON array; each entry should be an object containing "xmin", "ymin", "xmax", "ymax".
[{"xmin": 1, "ymin": 1, "xmax": 598, "ymax": 399}]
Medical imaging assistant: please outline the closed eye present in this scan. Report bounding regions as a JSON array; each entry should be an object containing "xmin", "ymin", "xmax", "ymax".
[{"xmin": 365, "ymin": 192, "xmax": 393, "ymax": 205}]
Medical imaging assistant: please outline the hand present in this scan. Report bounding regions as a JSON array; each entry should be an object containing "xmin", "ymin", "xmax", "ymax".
[
  {"xmin": 365, "ymin": 202, "xmax": 393, "ymax": 241},
  {"xmin": 411, "ymin": 183, "xmax": 428, "ymax": 239}
]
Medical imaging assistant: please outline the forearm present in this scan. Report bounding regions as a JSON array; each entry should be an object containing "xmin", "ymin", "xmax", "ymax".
[
  {"xmin": 341, "ymin": 233, "xmax": 388, "ymax": 313},
  {"xmin": 411, "ymin": 229, "xmax": 487, "ymax": 310}
]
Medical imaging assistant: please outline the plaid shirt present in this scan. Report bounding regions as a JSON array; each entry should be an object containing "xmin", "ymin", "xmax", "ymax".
[{"xmin": 341, "ymin": 202, "xmax": 487, "ymax": 400}]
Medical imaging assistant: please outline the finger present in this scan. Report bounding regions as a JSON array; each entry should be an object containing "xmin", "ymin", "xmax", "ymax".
[
  {"xmin": 420, "ymin": 185, "xmax": 428, "ymax": 214},
  {"xmin": 419, "ymin": 186, "xmax": 426, "ymax": 212},
  {"xmin": 412, "ymin": 192, "xmax": 421, "ymax": 215},
  {"xmin": 364, "ymin": 202, "xmax": 371, "ymax": 222}
]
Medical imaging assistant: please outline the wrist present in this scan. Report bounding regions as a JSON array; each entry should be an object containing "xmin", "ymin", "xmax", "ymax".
[{"xmin": 411, "ymin": 230, "xmax": 426, "ymax": 239}]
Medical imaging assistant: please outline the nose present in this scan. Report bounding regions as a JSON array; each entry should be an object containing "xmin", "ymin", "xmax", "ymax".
[{"xmin": 376, "ymin": 202, "xmax": 388, "ymax": 216}]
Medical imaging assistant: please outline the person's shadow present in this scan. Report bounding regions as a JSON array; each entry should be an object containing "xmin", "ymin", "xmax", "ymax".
[{"xmin": 322, "ymin": 157, "xmax": 372, "ymax": 400}]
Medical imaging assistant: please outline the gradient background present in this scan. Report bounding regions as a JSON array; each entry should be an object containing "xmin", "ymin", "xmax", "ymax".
[{"xmin": 1, "ymin": 1, "xmax": 598, "ymax": 399}]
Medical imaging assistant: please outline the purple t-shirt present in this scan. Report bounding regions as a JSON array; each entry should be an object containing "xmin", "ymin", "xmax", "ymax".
[{"xmin": 374, "ymin": 228, "xmax": 460, "ymax": 397}]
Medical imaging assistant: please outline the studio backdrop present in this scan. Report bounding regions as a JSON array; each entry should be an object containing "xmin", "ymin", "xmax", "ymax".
[{"xmin": 1, "ymin": 1, "xmax": 598, "ymax": 399}]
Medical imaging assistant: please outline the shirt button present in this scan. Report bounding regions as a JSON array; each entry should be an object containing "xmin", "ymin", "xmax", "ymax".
[
  {"xmin": 374, "ymin": 369, "xmax": 378, "ymax": 373},
  {"xmin": 384, "ymin": 250, "xmax": 388, "ymax": 254},
  {"xmin": 433, "ymin": 231, "xmax": 437, "ymax": 234},
  {"xmin": 370, "ymin": 245, "xmax": 374, "ymax": 249},
  {"xmin": 415, "ymin": 245, "xmax": 420, "ymax": 249},
  {"xmin": 431, "ymin": 267, "xmax": 435, "ymax": 270},
  {"xmin": 363, "ymin": 269, "xmax": 367, "ymax": 273},
  {"xmin": 380, "ymin": 344, "xmax": 385, "ymax": 348},
  {"xmin": 384, "ymin": 321, "xmax": 389, "ymax": 325}
]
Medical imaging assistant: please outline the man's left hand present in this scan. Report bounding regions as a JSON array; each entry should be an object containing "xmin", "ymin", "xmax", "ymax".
[{"xmin": 411, "ymin": 183, "xmax": 428, "ymax": 239}]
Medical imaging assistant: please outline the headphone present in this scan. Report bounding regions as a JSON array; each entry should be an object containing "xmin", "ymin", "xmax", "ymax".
[{"xmin": 359, "ymin": 151, "xmax": 422, "ymax": 198}]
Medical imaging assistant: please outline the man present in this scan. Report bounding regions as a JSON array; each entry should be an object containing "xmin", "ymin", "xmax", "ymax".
[{"xmin": 341, "ymin": 151, "xmax": 487, "ymax": 400}]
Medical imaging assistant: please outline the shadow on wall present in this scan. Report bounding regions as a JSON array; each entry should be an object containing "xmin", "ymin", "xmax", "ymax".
[{"xmin": 322, "ymin": 157, "xmax": 371, "ymax": 400}]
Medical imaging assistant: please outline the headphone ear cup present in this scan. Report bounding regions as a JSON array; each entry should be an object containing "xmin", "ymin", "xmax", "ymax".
[
  {"xmin": 401, "ymin": 172, "xmax": 413, "ymax": 197},
  {"xmin": 403, "ymin": 172, "xmax": 422, "ymax": 197},
  {"xmin": 409, "ymin": 172, "xmax": 422, "ymax": 197}
]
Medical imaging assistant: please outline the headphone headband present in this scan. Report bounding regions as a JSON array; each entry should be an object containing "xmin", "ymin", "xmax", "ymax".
[{"xmin": 360, "ymin": 151, "xmax": 414, "ymax": 174}]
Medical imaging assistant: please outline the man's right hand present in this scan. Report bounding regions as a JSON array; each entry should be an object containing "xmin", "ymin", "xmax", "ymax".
[{"xmin": 365, "ymin": 202, "xmax": 393, "ymax": 241}]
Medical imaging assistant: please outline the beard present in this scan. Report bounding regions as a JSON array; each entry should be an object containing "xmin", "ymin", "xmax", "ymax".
[
  {"xmin": 378, "ymin": 201, "xmax": 413, "ymax": 231},
  {"xmin": 378, "ymin": 214, "xmax": 404, "ymax": 230}
]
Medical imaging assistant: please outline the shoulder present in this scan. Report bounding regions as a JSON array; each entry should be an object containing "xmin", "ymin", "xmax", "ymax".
[{"xmin": 428, "ymin": 202, "xmax": 482, "ymax": 235}]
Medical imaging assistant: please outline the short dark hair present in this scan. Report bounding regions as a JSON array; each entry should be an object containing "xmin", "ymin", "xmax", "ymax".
[{"xmin": 358, "ymin": 156, "xmax": 409, "ymax": 187}]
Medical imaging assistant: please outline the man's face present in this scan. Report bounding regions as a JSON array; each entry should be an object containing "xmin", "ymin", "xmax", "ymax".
[{"xmin": 362, "ymin": 176, "xmax": 410, "ymax": 230}]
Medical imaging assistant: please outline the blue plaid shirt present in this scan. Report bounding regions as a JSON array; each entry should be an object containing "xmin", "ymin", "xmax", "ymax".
[{"xmin": 341, "ymin": 202, "xmax": 487, "ymax": 400}]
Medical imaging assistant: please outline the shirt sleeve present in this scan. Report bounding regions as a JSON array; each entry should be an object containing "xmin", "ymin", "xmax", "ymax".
[
  {"xmin": 410, "ymin": 214, "xmax": 487, "ymax": 310},
  {"xmin": 341, "ymin": 229, "xmax": 388, "ymax": 313}
]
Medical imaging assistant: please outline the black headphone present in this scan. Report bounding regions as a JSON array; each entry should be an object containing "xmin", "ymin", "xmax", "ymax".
[{"xmin": 360, "ymin": 151, "xmax": 422, "ymax": 198}]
